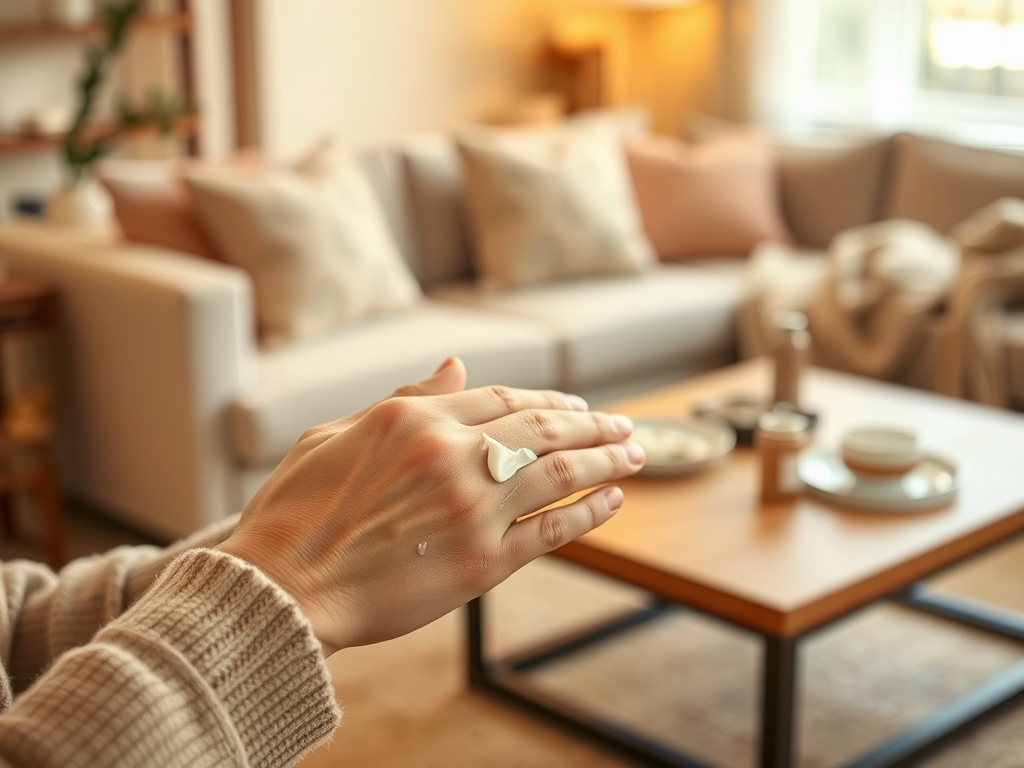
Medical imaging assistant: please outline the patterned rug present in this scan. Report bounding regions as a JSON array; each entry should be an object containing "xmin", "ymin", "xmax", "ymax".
[{"xmin": 301, "ymin": 537, "xmax": 1024, "ymax": 768}]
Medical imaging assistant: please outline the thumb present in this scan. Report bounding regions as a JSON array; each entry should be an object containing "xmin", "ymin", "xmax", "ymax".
[{"xmin": 392, "ymin": 356, "xmax": 467, "ymax": 398}]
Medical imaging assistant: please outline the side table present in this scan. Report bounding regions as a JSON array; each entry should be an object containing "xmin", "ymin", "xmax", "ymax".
[{"xmin": 0, "ymin": 275, "xmax": 65, "ymax": 568}]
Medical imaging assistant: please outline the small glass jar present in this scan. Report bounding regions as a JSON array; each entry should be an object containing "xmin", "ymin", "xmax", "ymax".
[{"xmin": 756, "ymin": 410, "xmax": 811, "ymax": 504}]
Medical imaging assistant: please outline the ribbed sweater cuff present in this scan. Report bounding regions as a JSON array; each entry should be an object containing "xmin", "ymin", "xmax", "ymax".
[{"xmin": 101, "ymin": 548, "xmax": 341, "ymax": 766}]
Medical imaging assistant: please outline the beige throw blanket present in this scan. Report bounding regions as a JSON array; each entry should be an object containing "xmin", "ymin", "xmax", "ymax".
[{"xmin": 740, "ymin": 198, "xmax": 1024, "ymax": 406}]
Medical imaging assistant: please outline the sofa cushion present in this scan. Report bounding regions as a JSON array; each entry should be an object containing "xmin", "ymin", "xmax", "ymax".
[
  {"xmin": 884, "ymin": 133, "xmax": 1024, "ymax": 235},
  {"xmin": 228, "ymin": 301, "xmax": 558, "ymax": 466},
  {"xmin": 776, "ymin": 136, "xmax": 892, "ymax": 249},
  {"xmin": 430, "ymin": 263, "xmax": 743, "ymax": 392},
  {"xmin": 401, "ymin": 136, "xmax": 475, "ymax": 287},
  {"xmin": 185, "ymin": 139, "xmax": 422, "ymax": 349},
  {"xmin": 625, "ymin": 133, "xmax": 792, "ymax": 259},
  {"xmin": 457, "ymin": 123, "xmax": 655, "ymax": 289}
]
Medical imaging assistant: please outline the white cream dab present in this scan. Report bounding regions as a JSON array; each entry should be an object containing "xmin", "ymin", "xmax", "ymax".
[{"xmin": 483, "ymin": 433, "xmax": 538, "ymax": 483}]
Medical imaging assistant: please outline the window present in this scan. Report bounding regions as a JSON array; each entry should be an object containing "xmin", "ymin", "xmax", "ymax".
[{"xmin": 751, "ymin": 0, "xmax": 1024, "ymax": 149}]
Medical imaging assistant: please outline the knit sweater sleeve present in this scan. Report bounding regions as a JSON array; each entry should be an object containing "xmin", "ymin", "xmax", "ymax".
[
  {"xmin": 0, "ymin": 548, "xmax": 340, "ymax": 768},
  {"xmin": 3, "ymin": 514, "xmax": 240, "ymax": 692}
]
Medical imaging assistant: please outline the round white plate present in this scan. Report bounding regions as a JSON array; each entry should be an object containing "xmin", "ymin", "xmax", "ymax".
[
  {"xmin": 798, "ymin": 448, "xmax": 962, "ymax": 512},
  {"xmin": 631, "ymin": 417, "xmax": 736, "ymax": 477}
]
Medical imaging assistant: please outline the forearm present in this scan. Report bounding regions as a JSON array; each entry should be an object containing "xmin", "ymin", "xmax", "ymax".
[{"xmin": 0, "ymin": 549, "xmax": 339, "ymax": 768}]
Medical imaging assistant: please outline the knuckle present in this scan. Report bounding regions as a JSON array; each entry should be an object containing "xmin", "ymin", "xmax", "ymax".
[
  {"xmin": 487, "ymin": 385, "xmax": 519, "ymax": 414},
  {"xmin": 369, "ymin": 397, "xmax": 424, "ymax": 436},
  {"xmin": 524, "ymin": 409, "xmax": 558, "ymax": 441},
  {"xmin": 297, "ymin": 425, "xmax": 326, "ymax": 445},
  {"xmin": 390, "ymin": 382, "xmax": 419, "ymax": 398},
  {"xmin": 605, "ymin": 443, "xmax": 628, "ymax": 470},
  {"xmin": 594, "ymin": 411, "xmax": 617, "ymax": 437},
  {"xmin": 546, "ymin": 453, "xmax": 579, "ymax": 491},
  {"xmin": 538, "ymin": 512, "xmax": 572, "ymax": 550}
]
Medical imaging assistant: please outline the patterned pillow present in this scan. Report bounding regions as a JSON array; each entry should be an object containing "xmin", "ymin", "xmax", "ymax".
[
  {"xmin": 456, "ymin": 124, "xmax": 655, "ymax": 289},
  {"xmin": 185, "ymin": 139, "xmax": 421, "ymax": 348}
]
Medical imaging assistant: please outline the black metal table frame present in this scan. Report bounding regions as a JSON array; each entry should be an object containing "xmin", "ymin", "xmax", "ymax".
[{"xmin": 466, "ymin": 546, "xmax": 1024, "ymax": 768}]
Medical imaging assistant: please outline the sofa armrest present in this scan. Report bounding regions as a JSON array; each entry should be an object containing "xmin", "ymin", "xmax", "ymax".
[{"xmin": 0, "ymin": 222, "xmax": 257, "ymax": 540}]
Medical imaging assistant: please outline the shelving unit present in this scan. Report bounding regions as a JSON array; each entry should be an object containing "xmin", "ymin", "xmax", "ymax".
[
  {"xmin": 0, "ymin": 3, "xmax": 198, "ymax": 158},
  {"xmin": 0, "ymin": 13, "xmax": 191, "ymax": 43}
]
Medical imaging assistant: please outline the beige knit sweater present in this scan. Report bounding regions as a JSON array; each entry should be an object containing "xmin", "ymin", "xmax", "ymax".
[{"xmin": 0, "ymin": 517, "xmax": 341, "ymax": 767}]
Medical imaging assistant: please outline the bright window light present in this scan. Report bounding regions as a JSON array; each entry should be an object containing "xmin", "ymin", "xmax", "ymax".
[
  {"xmin": 1004, "ymin": 21, "xmax": 1024, "ymax": 69},
  {"xmin": 751, "ymin": 0, "xmax": 1024, "ymax": 149},
  {"xmin": 929, "ymin": 18, "xmax": 1003, "ymax": 70}
]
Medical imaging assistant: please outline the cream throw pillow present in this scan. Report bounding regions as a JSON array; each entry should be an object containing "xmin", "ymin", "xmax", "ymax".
[
  {"xmin": 185, "ymin": 140, "xmax": 421, "ymax": 348},
  {"xmin": 457, "ymin": 124, "xmax": 655, "ymax": 289}
]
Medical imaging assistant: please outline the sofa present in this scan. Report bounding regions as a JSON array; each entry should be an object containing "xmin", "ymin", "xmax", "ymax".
[{"xmin": 0, "ymin": 124, "xmax": 1022, "ymax": 541}]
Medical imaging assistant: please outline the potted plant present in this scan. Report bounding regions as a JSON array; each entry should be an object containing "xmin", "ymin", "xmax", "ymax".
[{"xmin": 47, "ymin": 0, "xmax": 193, "ymax": 228}]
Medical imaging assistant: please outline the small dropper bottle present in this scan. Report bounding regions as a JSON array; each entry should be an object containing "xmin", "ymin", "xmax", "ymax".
[{"xmin": 772, "ymin": 311, "xmax": 811, "ymax": 409}]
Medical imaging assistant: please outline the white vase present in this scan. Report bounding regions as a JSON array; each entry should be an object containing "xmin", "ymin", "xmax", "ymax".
[
  {"xmin": 46, "ymin": 177, "xmax": 113, "ymax": 230},
  {"xmin": 41, "ymin": 0, "xmax": 95, "ymax": 27}
]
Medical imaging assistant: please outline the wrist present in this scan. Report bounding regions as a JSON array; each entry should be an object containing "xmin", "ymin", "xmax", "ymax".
[{"xmin": 215, "ymin": 536, "xmax": 343, "ymax": 656}]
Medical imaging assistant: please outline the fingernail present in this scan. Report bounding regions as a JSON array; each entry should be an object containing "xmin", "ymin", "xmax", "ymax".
[
  {"xmin": 611, "ymin": 414, "xmax": 633, "ymax": 436},
  {"xmin": 564, "ymin": 393, "xmax": 589, "ymax": 412},
  {"xmin": 604, "ymin": 486, "xmax": 624, "ymax": 513},
  {"xmin": 433, "ymin": 357, "xmax": 454, "ymax": 375},
  {"xmin": 624, "ymin": 441, "xmax": 646, "ymax": 464}
]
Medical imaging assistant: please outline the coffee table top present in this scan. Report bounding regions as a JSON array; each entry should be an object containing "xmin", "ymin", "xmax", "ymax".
[{"xmin": 556, "ymin": 359, "xmax": 1024, "ymax": 638}]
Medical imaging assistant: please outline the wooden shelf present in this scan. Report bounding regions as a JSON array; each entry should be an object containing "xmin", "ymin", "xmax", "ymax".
[
  {"xmin": 0, "ymin": 14, "xmax": 192, "ymax": 43},
  {"xmin": 0, "ymin": 115, "xmax": 199, "ymax": 157}
]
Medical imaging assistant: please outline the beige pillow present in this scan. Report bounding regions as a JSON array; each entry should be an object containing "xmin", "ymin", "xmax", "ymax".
[
  {"xmin": 456, "ymin": 124, "xmax": 655, "ymax": 289},
  {"xmin": 625, "ymin": 133, "xmax": 792, "ymax": 259},
  {"xmin": 185, "ymin": 140, "xmax": 421, "ymax": 348}
]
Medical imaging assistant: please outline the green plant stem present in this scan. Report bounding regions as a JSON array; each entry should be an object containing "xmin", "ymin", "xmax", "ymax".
[{"xmin": 61, "ymin": 0, "xmax": 190, "ymax": 182}]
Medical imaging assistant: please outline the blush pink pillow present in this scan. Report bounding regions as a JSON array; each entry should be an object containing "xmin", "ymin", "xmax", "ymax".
[
  {"xmin": 103, "ymin": 175, "xmax": 221, "ymax": 260},
  {"xmin": 624, "ymin": 134, "xmax": 792, "ymax": 259},
  {"xmin": 100, "ymin": 151, "xmax": 264, "ymax": 261}
]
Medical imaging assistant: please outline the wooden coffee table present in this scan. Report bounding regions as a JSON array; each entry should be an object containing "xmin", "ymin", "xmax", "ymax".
[{"xmin": 467, "ymin": 359, "xmax": 1024, "ymax": 768}]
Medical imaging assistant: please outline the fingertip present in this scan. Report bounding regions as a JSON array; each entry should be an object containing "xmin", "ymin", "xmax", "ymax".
[
  {"xmin": 610, "ymin": 413, "xmax": 634, "ymax": 436},
  {"xmin": 433, "ymin": 356, "xmax": 457, "ymax": 375},
  {"xmin": 564, "ymin": 393, "xmax": 589, "ymax": 412},
  {"xmin": 603, "ymin": 485, "xmax": 624, "ymax": 515},
  {"xmin": 624, "ymin": 441, "xmax": 645, "ymax": 466}
]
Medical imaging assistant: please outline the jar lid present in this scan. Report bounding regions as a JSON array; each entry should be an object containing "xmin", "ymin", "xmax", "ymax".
[{"xmin": 757, "ymin": 410, "xmax": 810, "ymax": 440}]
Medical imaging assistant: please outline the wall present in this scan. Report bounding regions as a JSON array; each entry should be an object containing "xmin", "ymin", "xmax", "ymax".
[
  {"xmin": 253, "ymin": 0, "xmax": 564, "ymax": 160},
  {"xmin": 252, "ymin": 0, "xmax": 744, "ymax": 157}
]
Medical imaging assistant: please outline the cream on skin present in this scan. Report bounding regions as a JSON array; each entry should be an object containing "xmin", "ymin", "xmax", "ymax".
[{"xmin": 483, "ymin": 433, "xmax": 538, "ymax": 482}]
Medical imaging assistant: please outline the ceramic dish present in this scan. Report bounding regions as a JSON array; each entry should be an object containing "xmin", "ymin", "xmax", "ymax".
[
  {"xmin": 693, "ymin": 396, "xmax": 818, "ymax": 445},
  {"xmin": 631, "ymin": 416, "xmax": 736, "ymax": 477},
  {"xmin": 840, "ymin": 425, "xmax": 924, "ymax": 476},
  {"xmin": 798, "ymin": 448, "xmax": 962, "ymax": 512}
]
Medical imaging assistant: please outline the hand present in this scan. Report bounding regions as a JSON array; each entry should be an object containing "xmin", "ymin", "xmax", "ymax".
[{"xmin": 218, "ymin": 359, "xmax": 645, "ymax": 655}]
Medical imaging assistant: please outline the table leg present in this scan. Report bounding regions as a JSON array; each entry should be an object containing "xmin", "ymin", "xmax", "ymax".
[
  {"xmin": 38, "ymin": 457, "xmax": 65, "ymax": 569},
  {"xmin": 761, "ymin": 636, "xmax": 799, "ymax": 768},
  {"xmin": 467, "ymin": 596, "xmax": 486, "ymax": 687}
]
